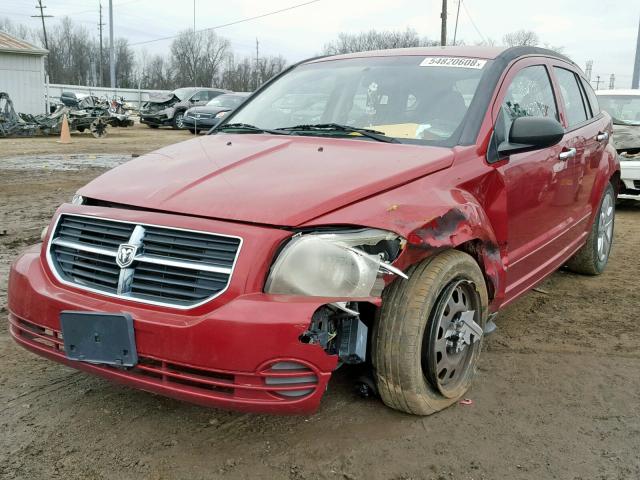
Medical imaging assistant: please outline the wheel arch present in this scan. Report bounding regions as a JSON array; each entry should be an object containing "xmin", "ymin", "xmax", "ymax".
[{"xmin": 393, "ymin": 199, "xmax": 506, "ymax": 309}]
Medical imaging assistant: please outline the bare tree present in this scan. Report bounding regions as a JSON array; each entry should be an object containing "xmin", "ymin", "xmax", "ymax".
[
  {"xmin": 323, "ymin": 28, "xmax": 439, "ymax": 55},
  {"xmin": 502, "ymin": 29, "xmax": 540, "ymax": 47},
  {"xmin": 170, "ymin": 30, "xmax": 230, "ymax": 87}
]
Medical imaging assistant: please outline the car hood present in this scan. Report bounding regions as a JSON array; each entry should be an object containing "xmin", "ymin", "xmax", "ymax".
[
  {"xmin": 145, "ymin": 92, "xmax": 179, "ymax": 104},
  {"xmin": 78, "ymin": 134, "xmax": 454, "ymax": 226},
  {"xmin": 612, "ymin": 123, "xmax": 640, "ymax": 151}
]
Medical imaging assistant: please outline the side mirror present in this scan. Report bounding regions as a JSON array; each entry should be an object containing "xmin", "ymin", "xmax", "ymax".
[{"xmin": 498, "ymin": 116, "xmax": 564, "ymax": 156}]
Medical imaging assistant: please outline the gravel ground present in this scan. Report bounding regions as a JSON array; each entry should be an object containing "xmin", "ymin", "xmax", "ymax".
[{"xmin": 1, "ymin": 130, "xmax": 639, "ymax": 480}]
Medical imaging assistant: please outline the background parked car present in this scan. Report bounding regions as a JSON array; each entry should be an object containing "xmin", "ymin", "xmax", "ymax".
[
  {"xmin": 140, "ymin": 87, "xmax": 229, "ymax": 129},
  {"xmin": 183, "ymin": 92, "xmax": 251, "ymax": 133},
  {"xmin": 596, "ymin": 89, "xmax": 640, "ymax": 200}
]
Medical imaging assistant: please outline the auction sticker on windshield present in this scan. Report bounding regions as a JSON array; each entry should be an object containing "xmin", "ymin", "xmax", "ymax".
[{"xmin": 420, "ymin": 57, "xmax": 487, "ymax": 69}]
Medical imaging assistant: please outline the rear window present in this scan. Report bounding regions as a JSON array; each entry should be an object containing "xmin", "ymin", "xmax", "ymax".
[
  {"xmin": 554, "ymin": 67, "xmax": 588, "ymax": 127},
  {"xmin": 580, "ymin": 78, "xmax": 600, "ymax": 116}
]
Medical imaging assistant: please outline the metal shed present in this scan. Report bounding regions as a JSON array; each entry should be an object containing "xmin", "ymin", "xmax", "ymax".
[{"xmin": 0, "ymin": 31, "xmax": 48, "ymax": 115}]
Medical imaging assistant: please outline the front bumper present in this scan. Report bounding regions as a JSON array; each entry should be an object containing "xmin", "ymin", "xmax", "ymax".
[
  {"xmin": 140, "ymin": 113, "xmax": 172, "ymax": 127},
  {"xmin": 7, "ymin": 207, "xmax": 339, "ymax": 414},
  {"xmin": 619, "ymin": 159, "xmax": 640, "ymax": 198},
  {"xmin": 183, "ymin": 116, "xmax": 217, "ymax": 129}
]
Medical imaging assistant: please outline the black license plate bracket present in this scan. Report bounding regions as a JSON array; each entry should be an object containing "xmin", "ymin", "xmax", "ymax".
[{"xmin": 60, "ymin": 311, "xmax": 137, "ymax": 367}]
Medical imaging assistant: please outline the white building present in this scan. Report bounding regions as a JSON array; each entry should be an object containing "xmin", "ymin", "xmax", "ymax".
[{"xmin": 0, "ymin": 31, "xmax": 48, "ymax": 115}]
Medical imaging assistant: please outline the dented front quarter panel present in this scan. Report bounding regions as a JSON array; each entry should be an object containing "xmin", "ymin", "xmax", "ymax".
[{"xmin": 303, "ymin": 145, "xmax": 508, "ymax": 311}]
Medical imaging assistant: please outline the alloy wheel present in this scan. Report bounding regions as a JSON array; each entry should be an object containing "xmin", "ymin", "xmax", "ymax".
[{"xmin": 597, "ymin": 190, "xmax": 614, "ymax": 262}]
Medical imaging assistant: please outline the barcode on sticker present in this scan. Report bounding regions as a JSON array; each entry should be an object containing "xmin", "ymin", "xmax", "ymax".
[{"xmin": 420, "ymin": 57, "xmax": 487, "ymax": 69}]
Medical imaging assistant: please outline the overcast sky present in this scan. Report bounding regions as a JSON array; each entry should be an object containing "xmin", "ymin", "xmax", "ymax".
[{"xmin": 2, "ymin": 0, "xmax": 639, "ymax": 88}]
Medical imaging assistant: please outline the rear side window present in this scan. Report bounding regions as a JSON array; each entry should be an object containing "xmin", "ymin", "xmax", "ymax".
[
  {"xmin": 580, "ymin": 78, "xmax": 600, "ymax": 116},
  {"xmin": 554, "ymin": 67, "xmax": 588, "ymax": 127},
  {"xmin": 496, "ymin": 65, "xmax": 558, "ymax": 144}
]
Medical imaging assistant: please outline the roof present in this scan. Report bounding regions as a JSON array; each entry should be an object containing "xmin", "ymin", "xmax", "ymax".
[
  {"xmin": 0, "ymin": 30, "xmax": 48, "ymax": 56},
  {"xmin": 595, "ymin": 89, "xmax": 640, "ymax": 96},
  {"xmin": 309, "ymin": 45, "xmax": 574, "ymax": 66}
]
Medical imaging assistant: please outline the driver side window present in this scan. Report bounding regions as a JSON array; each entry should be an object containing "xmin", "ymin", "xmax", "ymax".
[{"xmin": 496, "ymin": 65, "xmax": 559, "ymax": 145}]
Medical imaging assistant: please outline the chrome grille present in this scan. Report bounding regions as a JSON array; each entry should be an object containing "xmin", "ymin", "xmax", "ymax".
[{"xmin": 47, "ymin": 214, "xmax": 242, "ymax": 308}]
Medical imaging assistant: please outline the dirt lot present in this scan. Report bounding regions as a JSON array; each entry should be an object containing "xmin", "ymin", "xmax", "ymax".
[{"xmin": 1, "ymin": 127, "xmax": 639, "ymax": 480}]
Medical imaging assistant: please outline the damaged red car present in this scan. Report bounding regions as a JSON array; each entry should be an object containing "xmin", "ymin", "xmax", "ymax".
[{"xmin": 8, "ymin": 46, "xmax": 619, "ymax": 415}]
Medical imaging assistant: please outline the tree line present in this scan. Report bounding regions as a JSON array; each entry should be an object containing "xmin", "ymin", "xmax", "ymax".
[
  {"xmin": 0, "ymin": 16, "xmax": 286, "ymax": 92},
  {"xmin": 1, "ymin": 15, "xmax": 562, "ymax": 92}
]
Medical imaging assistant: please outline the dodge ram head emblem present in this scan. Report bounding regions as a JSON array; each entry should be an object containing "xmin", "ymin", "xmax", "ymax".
[{"xmin": 116, "ymin": 244, "xmax": 138, "ymax": 268}]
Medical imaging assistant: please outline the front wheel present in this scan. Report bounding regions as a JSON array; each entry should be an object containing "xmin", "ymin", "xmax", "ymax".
[
  {"xmin": 372, "ymin": 250, "xmax": 488, "ymax": 415},
  {"xmin": 566, "ymin": 182, "xmax": 615, "ymax": 275},
  {"xmin": 172, "ymin": 111, "xmax": 185, "ymax": 129}
]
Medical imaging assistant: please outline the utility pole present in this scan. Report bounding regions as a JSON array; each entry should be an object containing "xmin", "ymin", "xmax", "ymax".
[
  {"xmin": 255, "ymin": 38, "xmax": 260, "ymax": 90},
  {"xmin": 31, "ymin": 0, "xmax": 52, "ymax": 72},
  {"xmin": 594, "ymin": 75, "xmax": 602, "ymax": 90},
  {"xmin": 633, "ymin": 16, "xmax": 640, "ymax": 89},
  {"xmin": 585, "ymin": 60, "xmax": 593, "ymax": 82},
  {"xmin": 193, "ymin": 0, "xmax": 196, "ymax": 87},
  {"xmin": 109, "ymin": 0, "xmax": 115, "ymax": 89},
  {"xmin": 440, "ymin": 0, "xmax": 447, "ymax": 46},
  {"xmin": 609, "ymin": 73, "xmax": 615, "ymax": 90},
  {"xmin": 452, "ymin": 0, "xmax": 461, "ymax": 45},
  {"xmin": 98, "ymin": 1, "xmax": 105, "ymax": 87}
]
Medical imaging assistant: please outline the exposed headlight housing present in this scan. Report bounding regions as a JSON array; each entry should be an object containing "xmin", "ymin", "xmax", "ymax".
[
  {"xmin": 71, "ymin": 194, "xmax": 84, "ymax": 205},
  {"xmin": 265, "ymin": 229, "xmax": 406, "ymax": 298}
]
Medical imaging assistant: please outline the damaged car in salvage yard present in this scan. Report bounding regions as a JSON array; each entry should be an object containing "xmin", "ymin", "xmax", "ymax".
[
  {"xmin": 596, "ymin": 89, "xmax": 640, "ymax": 200},
  {"xmin": 140, "ymin": 87, "xmax": 229, "ymax": 129},
  {"xmin": 8, "ymin": 46, "xmax": 619, "ymax": 415}
]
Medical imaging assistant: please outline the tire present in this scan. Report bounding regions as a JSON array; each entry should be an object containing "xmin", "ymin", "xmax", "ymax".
[
  {"xmin": 372, "ymin": 250, "xmax": 489, "ymax": 415},
  {"xmin": 172, "ymin": 111, "xmax": 185, "ymax": 129},
  {"xmin": 566, "ymin": 182, "xmax": 615, "ymax": 275}
]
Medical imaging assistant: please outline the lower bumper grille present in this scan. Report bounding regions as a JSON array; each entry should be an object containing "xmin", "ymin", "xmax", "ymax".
[{"xmin": 10, "ymin": 316, "xmax": 320, "ymax": 403}]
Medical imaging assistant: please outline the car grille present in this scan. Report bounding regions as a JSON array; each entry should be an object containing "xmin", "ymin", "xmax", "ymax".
[{"xmin": 48, "ymin": 214, "xmax": 242, "ymax": 308}]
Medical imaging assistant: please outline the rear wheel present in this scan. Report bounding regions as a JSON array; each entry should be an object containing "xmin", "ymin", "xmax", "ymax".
[
  {"xmin": 372, "ymin": 250, "xmax": 488, "ymax": 415},
  {"xmin": 566, "ymin": 182, "xmax": 615, "ymax": 275}
]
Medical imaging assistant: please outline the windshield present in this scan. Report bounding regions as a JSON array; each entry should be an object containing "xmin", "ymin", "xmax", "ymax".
[
  {"xmin": 227, "ymin": 56, "xmax": 488, "ymax": 144},
  {"xmin": 598, "ymin": 95, "xmax": 640, "ymax": 125},
  {"xmin": 173, "ymin": 87, "xmax": 199, "ymax": 101},
  {"xmin": 207, "ymin": 94, "xmax": 244, "ymax": 108}
]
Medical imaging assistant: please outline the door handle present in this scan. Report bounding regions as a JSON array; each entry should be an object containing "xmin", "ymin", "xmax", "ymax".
[
  {"xmin": 596, "ymin": 132, "xmax": 609, "ymax": 142},
  {"xmin": 559, "ymin": 148, "xmax": 577, "ymax": 161}
]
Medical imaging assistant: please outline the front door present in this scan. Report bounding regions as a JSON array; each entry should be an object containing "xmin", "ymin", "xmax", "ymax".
[{"xmin": 491, "ymin": 61, "xmax": 573, "ymax": 301}]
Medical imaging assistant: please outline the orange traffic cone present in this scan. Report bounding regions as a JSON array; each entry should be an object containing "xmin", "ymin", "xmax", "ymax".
[{"xmin": 56, "ymin": 114, "xmax": 72, "ymax": 144}]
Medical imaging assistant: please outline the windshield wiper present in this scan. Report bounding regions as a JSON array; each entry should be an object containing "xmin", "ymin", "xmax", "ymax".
[
  {"xmin": 276, "ymin": 123, "xmax": 400, "ymax": 143},
  {"xmin": 212, "ymin": 123, "xmax": 291, "ymax": 135}
]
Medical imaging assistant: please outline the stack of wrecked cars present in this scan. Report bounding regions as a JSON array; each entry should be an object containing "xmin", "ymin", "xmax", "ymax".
[{"xmin": 1, "ymin": 91, "xmax": 134, "ymax": 138}]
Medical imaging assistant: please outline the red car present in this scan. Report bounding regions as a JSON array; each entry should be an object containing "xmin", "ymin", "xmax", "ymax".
[{"xmin": 8, "ymin": 46, "xmax": 619, "ymax": 415}]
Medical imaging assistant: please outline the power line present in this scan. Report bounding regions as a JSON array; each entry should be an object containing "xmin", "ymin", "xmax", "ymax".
[
  {"xmin": 130, "ymin": 0, "xmax": 323, "ymax": 47},
  {"xmin": 460, "ymin": 0, "xmax": 486, "ymax": 44}
]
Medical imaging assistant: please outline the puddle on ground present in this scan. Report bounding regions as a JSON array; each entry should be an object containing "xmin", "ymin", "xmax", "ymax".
[{"xmin": 0, "ymin": 154, "xmax": 132, "ymax": 171}]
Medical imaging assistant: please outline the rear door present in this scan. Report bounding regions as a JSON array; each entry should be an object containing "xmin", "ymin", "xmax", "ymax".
[{"xmin": 548, "ymin": 65, "xmax": 605, "ymax": 237}]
